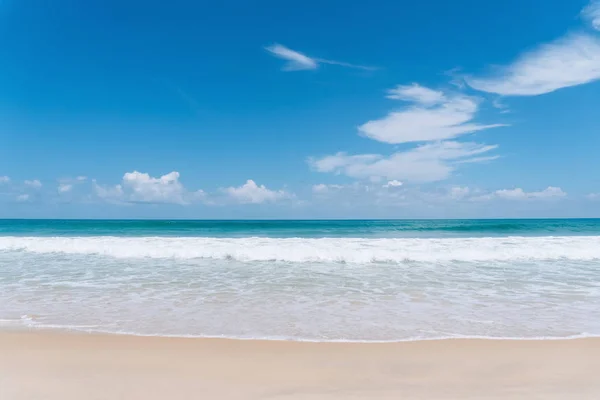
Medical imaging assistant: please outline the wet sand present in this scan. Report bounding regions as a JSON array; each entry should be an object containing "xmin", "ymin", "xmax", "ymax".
[{"xmin": 1, "ymin": 331, "xmax": 600, "ymax": 399}]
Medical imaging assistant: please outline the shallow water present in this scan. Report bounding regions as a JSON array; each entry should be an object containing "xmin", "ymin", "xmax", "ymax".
[{"xmin": 1, "ymin": 219, "xmax": 599, "ymax": 341}]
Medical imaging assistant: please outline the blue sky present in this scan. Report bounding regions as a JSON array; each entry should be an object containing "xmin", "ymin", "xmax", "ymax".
[{"xmin": 1, "ymin": 0, "xmax": 600, "ymax": 218}]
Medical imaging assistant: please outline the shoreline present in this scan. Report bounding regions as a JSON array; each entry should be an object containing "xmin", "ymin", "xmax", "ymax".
[
  {"xmin": 2, "ymin": 323, "xmax": 598, "ymax": 343},
  {"xmin": 2, "ymin": 330, "xmax": 600, "ymax": 399}
]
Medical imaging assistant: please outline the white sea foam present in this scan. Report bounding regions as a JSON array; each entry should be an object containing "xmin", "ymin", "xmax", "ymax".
[
  {"xmin": 2, "ymin": 235, "xmax": 600, "ymax": 341},
  {"xmin": 1, "ymin": 235, "xmax": 600, "ymax": 263}
]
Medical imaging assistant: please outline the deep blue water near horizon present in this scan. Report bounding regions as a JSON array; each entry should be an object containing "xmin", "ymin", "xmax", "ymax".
[
  {"xmin": 1, "ymin": 218, "xmax": 600, "ymax": 341},
  {"xmin": 2, "ymin": 218, "xmax": 600, "ymax": 238}
]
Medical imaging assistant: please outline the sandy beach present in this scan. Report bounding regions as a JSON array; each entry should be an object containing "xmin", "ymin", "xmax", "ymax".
[{"xmin": 1, "ymin": 332, "xmax": 599, "ymax": 399}]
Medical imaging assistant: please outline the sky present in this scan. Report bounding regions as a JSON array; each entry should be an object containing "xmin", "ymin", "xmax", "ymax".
[{"xmin": 1, "ymin": 0, "xmax": 600, "ymax": 219}]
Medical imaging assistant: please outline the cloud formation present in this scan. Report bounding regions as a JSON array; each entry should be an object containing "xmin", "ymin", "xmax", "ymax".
[
  {"xmin": 309, "ymin": 183, "xmax": 567, "ymax": 211},
  {"xmin": 448, "ymin": 186, "xmax": 471, "ymax": 200},
  {"xmin": 57, "ymin": 176, "xmax": 87, "ymax": 194},
  {"xmin": 122, "ymin": 171, "xmax": 189, "ymax": 204},
  {"xmin": 310, "ymin": 141, "xmax": 498, "ymax": 183},
  {"xmin": 24, "ymin": 179, "xmax": 42, "ymax": 188},
  {"xmin": 466, "ymin": 34, "xmax": 600, "ymax": 96},
  {"xmin": 473, "ymin": 186, "xmax": 567, "ymax": 201},
  {"xmin": 0, "ymin": 176, "xmax": 9, "ymax": 184},
  {"xmin": 385, "ymin": 84, "xmax": 447, "ymax": 105},
  {"xmin": 58, "ymin": 183, "xmax": 73, "ymax": 193},
  {"xmin": 466, "ymin": 2, "xmax": 600, "ymax": 96},
  {"xmin": 382, "ymin": 180, "xmax": 403, "ymax": 188},
  {"xmin": 94, "ymin": 171, "xmax": 203, "ymax": 205},
  {"xmin": 265, "ymin": 44, "xmax": 318, "ymax": 71},
  {"xmin": 583, "ymin": 1, "xmax": 600, "ymax": 30},
  {"xmin": 312, "ymin": 183, "xmax": 346, "ymax": 194},
  {"xmin": 265, "ymin": 44, "xmax": 376, "ymax": 71},
  {"xmin": 493, "ymin": 186, "xmax": 567, "ymax": 200},
  {"xmin": 223, "ymin": 180, "xmax": 292, "ymax": 204},
  {"xmin": 359, "ymin": 84, "xmax": 505, "ymax": 144},
  {"xmin": 92, "ymin": 173, "xmax": 293, "ymax": 206}
]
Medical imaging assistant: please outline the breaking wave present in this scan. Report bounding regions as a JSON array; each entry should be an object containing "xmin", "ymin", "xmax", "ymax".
[{"xmin": 1, "ymin": 235, "xmax": 599, "ymax": 263}]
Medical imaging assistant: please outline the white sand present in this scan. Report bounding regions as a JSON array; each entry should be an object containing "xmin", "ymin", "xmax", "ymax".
[{"xmin": 1, "ymin": 331, "xmax": 600, "ymax": 399}]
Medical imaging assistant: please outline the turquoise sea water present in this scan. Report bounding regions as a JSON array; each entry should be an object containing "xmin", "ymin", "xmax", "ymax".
[
  {"xmin": 2, "ymin": 218, "xmax": 600, "ymax": 237},
  {"xmin": 1, "ymin": 219, "xmax": 600, "ymax": 341}
]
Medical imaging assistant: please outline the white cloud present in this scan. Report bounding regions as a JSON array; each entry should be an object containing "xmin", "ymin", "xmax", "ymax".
[
  {"xmin": 583, "ymin": 1, "xmax": 600, "ymax": 31},
  {"xmin": 265, "ymin": 43, "xmax": 376, "ymax": 71},
  {"xmin": 309, "ymin": 141, "xmax": 498, "ymax": 183},
  {"xmin": 309, "ymin": 183, "xmax": 569, "ymax": 210},
  {"xmin": 312, "ymin": 183, "xmax": 346, "ymax": 194},
  {"xmin": 359, "ymin": 85, "xmax": 506, "ymax": 144},
  {"xmin": 58, "ymin": 183, "xmax": 73, "ymax": 193},
  {"xmin": 24, "ymin": 179, "xmax": 42, "ymax": 188},
  {"xmin": 16, "ymin": 194, "xmax": 30, "ymax": 202},
  {"xmin": 93, "ymin": 181, "xmax": 124, "ymax": 203},
  {"xmin": 473, "ymin": 186, "xmax": 567, "ymax": 201},
  {"xmin": 93, "ymin": 173, "xmax": 290, "ymax": 206},
  {"xmin": 491, "ymin": 97, "xmax": 510, "ymax": 114},
  {"xmin": 467, "ymin": 34, "xmax": 600, "ymax": 96},
  {"xmin": 224, "ymin": 180, "xmax": 292, "ymax": 204},
  {"xmin": 449, "ymin": 186, "xmax": 471, "ymax": 199},
  {"xmin": 317, "ymin": 58, "xmax": 378, "ymax": 71},
  {"xmin": 586, "ymin": 193, "xmax": 600, "ymax": 200},
  {"xmin": 57, "ymin": 176, "xmax": 88, "ymax": 194},
  {"xmin": 265, "ymin": 44, "xmax": 318, "ymax": 71},
  {"xmin": 386, "ymin": 84, "xmax": 446, "ymax": 105},
  {"xmin": 312, "ymin": 184, "xmax": 329, "ymax": 193},
  {"xmin": 310, "ymin": 182, "xmax": 390, "ymax": 206},
  {"xmin": 495, "ymin": 186, "xmax": 566, "ymax": 200},
  {"xmin": 0, "ymin": 176, "xmax": 9, "ymax": 184},
  {"xmin": 94, "ymin": 171, "xmax": 203, "ymax": 205},
  {"xmin": 383, "ymin": 180, "xmax": 403, "ymax": 188},
  {"xmin": 122, "ymin": 171, "xmax": 187, "ymax": 204}
]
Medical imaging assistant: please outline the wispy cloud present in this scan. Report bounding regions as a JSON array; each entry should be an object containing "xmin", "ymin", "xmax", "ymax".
[
  {"xmin": 467, "ymin": 34, "xmax": 600, "ymax": 96},
  {"xmin": 315, "ymin": 58, "xmax": 377, "ymax": 71},
  {"xmin": 265, "ymin": 44, "xmax": 376, "ymax": 72},
  {"xmin": 0, "ymin": 176, "xmax": 9, "ymax": 184},
  {"xmin": 171, "ymin": 85, "xmax": 202, "ymax": 114},
  {"xmin": 16, "ymin": 194, "xmax": 30, "ymax": 202},
  {"xmin": 309, "ymin": 141, "xmax": 498, "ymax": 183},
  {"xmin": 386, "ymin": 84, "xmax": 447, "ymax": 104},
  {"xmin": 464, "ymin": 1, "xmax": 600, "ymax": 96},
  {"xmin": 309, "ymin": 183, "xmax": 567, "ymax": 211},
  {"xmin": 473, "ymin": 187, "xmax": 567, "ymax": 201},
  {"xmin": 58, "ymin": 183, "xmax": 73, "ymax": 193},
  {"xmin": 312, "ymin": 183, "xmax": 346, "ymax": 194},
  {"xmin": 583, "ymin": 0, "xmax": 600, "ymax": 30},
  {"xmin": 265, "ymin": 44, "xmax": 318, "ymax": 71},
  {"xmin": 24, "ymin": 179, "xmax": 42, "ymax": 188},
  {"xmin": 382, "ymin": 180, "xmax": 403, "ymax": 188},
  {"xmin": 57, "ymin": 176, "xmax": 88, "ymax": 194},
  {"xmin": 359, "ymin": 84, "xmax": 506, "ymax": 144},
  {"xmin": 491, "ymin": 97, "xmax": 510, "ymax": 113}
]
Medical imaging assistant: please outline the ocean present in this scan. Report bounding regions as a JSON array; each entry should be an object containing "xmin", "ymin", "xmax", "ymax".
[{"xmin": 1, "ymin": 219, "xmax": 599, "ymax": 342}]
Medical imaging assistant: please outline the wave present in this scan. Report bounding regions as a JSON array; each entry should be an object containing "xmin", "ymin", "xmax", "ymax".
[{"xmin": 1, "ymin": 236, "xmax": 600, "ymax": 263}]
